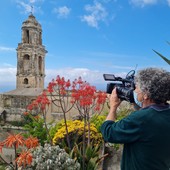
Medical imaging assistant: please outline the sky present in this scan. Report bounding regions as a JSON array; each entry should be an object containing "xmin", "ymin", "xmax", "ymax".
[{"xmin": 0, "ymin": 0, "xmax": 170, "ymax": 93}]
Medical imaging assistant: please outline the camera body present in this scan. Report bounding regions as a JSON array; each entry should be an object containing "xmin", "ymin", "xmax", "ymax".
[{"xmin": 103, "ymin": 70, "xmax": 135, "ymax": 103}]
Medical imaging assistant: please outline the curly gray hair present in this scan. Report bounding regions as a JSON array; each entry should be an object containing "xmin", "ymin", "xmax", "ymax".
[{"xmin": 135, "ymin": 67, "xmax": 170, "ymax": 104}]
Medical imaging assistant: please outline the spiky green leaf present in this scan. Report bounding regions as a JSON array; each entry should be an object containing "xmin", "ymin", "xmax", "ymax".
[{"xmin": 153, "ymin": 49, "xmax": 170, "ymax": 65}]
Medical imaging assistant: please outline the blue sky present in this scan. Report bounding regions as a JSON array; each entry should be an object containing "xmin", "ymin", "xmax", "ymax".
[{"xmin": 0, "ymin": 0, "xmax": 170, "ymax": 93}]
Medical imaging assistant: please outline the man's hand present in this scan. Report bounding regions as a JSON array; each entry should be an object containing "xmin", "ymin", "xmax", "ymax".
[
  {"xmin": 106, "ymin": 88, "xmax": 122, "ymax": 121},
  {"xmin": 109, "ymin": 88, "xmax": 122, "ymax": 109}
]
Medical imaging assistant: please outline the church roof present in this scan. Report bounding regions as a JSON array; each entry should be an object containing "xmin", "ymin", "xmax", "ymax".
[
  {"xmin": 3, "ymin": 88, "xmax": 44, "ymax": 96},
  {"xmin": 22, "ymin": 14, "xmax": 41, "ymax": 29}
]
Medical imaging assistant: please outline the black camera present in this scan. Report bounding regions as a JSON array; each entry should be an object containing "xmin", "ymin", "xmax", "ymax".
[{"xmin": 103, "ymin": 70, "xmax": 135, "ymax": 103}]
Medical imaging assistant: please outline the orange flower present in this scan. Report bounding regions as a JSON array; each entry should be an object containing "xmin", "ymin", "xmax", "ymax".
[
  {"xmin": 16, "ymin": 150, "xmax": 32, "ymax": 168},
  {"xmin": 24, "ymin": 137, "xmax": 39, "ymax": 149},
  {"xmin": 23, "ymin": 111, "xmax": 29, "ymax": 116},
  {"xmin": 3, "ymin": 133, "xmax": 24, "ymax": 148}
]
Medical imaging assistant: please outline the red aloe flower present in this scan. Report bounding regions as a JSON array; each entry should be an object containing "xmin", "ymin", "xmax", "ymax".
[
  {"xmin": 65, "ymin": 79, "xmax": 71, "ymax": 88},
  {"xmin": 96, "ymin": 91, "xmax": 107, "ymax": 104},
  {"xmin": 3, "ymin": 133, "xmax": 25, "ymax": 148},
  {"xmin": 16, "ymin": 150, "xmax": 32, "ymax": 168},
  {"xmin": 27, "ymin": 90, "xmax": 50, "ymax": 111},
  {"xmin": 23, "ymin": 111, "xmax": 29, "ymax": 116},
  {"xmin": 27, "ymin": 103, "xmax": 33, "ymax": 111},
  {"xmin": 47, "ymin": 79, "xmax": 56, "ymax": 93},
  {"xmin": 24, "ymin": 137, "xmax": 39, "ymax": 149},
  {"xmin": 77, "ymin": 77, "xmax": 83, "ymax": 84}
]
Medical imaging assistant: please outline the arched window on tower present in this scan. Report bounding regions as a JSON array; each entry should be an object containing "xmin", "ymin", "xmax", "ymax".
[
  {"xmin": 26, "ymin": 30, "xmax": 29, "ymax": 43},
  {"xmin": 38, "ymin": 56, "xmax": 42, "ymax": 75},
  {"xmin": 23, "ymin": 54, "xmax": 30, "ymax": 73},
  {"xmin": 24, "ymin": 54, "xmax": 30, "ymax": 60},
  {"xmin": 24, "ymin": 78, "xmax": 29, "ymax": 84}
]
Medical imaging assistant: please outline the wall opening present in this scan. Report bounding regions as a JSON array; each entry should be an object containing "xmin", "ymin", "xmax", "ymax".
[
  {"xmin": 38, "ymin": 56, "xmax": 42, "ymax": 74},
  {"xmin": 26, "ymin": 30, "xmax": 29, "ymax": 43},
  {"xmin": 24, "ymin": 78, "xmax": 29, "ymax": 84},
  {"xmin": 24, "ymin": 54, "xmax": 30, "ymax": 60},
  {"xmin": 23, "ymin": 54, "xmax": 30, "ymax": 73}
]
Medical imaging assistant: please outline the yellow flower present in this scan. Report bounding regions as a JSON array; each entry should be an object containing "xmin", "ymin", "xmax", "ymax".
[{"xmin": 52, "ymin": 119, "xmax": 103, "ymax": 146}]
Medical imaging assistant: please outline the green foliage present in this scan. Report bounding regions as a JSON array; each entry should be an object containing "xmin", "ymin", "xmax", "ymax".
[
  {"xmin": 153, "ymin": 41, "xmax": 170, "ymax": 65},
  {"xmin": 9, "ymin": 121, "xmax": 25, "ymax": 127},
  {"xmin": 51, "ymin": 119, "xmax": 104, "ymax": 169},
  {"xmin": 0, "ymin": 164, "xmax": 6, "ymax": 170},
  {"xmin": 23, "ymin": 114, "xmax": 47, "ymax": 146},
  {"xmin": 24, "ymin": 144, "xmax": 80, "ymax": 170},
  {"xmin": 90, "ymin": 115, "xmax": 106, "ymax": 132},
  {"xmin": 70, "ymin": 144, "xmax": 101, "ymax": 170},
  {"xmin": 49, "ymin": 120, "xmax": 64, "ymax": 140},
  {"xmin": 153, "ymin": 49, "xmax": 170, "ymax": 65}
]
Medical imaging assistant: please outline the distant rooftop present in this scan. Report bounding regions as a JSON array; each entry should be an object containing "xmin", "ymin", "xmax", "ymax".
[{"xmin": 3, "ymin": 88, "xmax": 44, "ymax": 96}]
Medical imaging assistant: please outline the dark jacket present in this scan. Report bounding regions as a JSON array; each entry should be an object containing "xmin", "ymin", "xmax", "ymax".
[{"xmin": 100, "ymin": 104, "xmax": 170, "ymax": 170}]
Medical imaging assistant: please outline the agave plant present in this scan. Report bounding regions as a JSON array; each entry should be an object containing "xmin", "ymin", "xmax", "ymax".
[
  {"xmin": 153, "ymin": 41, "xmax": 170, "ymax": 65},
  {"xmin": 70, "ymin": 143, "xmax": 101, "ymax": 170}
]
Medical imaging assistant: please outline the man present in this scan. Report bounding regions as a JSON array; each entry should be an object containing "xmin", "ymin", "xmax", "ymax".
[{"xmin": 101, "ymin": 67, "xmax": 170, "ymax": 170}]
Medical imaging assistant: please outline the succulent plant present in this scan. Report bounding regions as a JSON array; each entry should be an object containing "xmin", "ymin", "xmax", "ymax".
[{"xmin": 24, "ymin": 143, "xmax": 80, "ymax": 170}]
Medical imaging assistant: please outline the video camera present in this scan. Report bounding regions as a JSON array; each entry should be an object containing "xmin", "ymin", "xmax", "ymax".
[{"xmin": 103, "ymin": 70, "xmax": 135, "ymax": 103}]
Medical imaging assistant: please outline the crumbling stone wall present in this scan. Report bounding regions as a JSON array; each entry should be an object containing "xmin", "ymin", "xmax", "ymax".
[{"xmin": 0, "ymin": 94, "xmax": 36, "ymax": 122}]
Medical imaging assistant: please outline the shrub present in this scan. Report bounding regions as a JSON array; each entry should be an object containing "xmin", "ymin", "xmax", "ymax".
[
  {"xmin": 52, "ymin": 120, "xmax": 103, "ymax": 149},
  {"xmin": 22, "ymin": 144, "xmax": 80, "ymax": 170},
  {"xmin": 23, "ymin": 114, "xmax": 47, "ymax": 146}
]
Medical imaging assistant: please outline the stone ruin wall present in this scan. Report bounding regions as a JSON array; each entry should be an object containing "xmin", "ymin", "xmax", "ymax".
[{"xmin": 0, "ymin": 94, "xmax": 35, "ymax": 122}]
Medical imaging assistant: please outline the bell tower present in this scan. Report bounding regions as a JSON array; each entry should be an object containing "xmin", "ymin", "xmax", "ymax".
[{"xmin": 16, "ymin": 14, "xmax": 47, "ymax": 89}]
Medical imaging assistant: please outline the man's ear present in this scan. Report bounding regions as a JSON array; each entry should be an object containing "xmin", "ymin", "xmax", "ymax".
[{"xmin": 143, "ymin": 94, "xmax": 149, "ymax": 100}]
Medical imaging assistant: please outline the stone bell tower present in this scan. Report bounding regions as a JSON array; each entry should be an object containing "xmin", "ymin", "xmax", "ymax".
[{"xmin": 16, "ymin": 14, "xmax": 47, "ymax": 89}]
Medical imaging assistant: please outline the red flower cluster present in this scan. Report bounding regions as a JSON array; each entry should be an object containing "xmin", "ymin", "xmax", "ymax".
[
  {"xmin": 0, "ymin": 133, "xmax": 39, "ymax": 168},
  {"xmin": 47, "ymin": 75, "xmax": 71, "ymax": 95},
  {"xmin": 95, "ymin": 91, "xmax": 107, "ymax": 110},
  {"xmin": 26, "ymin": 75, "xmax": 107, "ymax": 118},
  {"xmin": 72, "ymin": 84, "xmax": 96, "ymax": 107},
  {"xmin": 24, "ymin": 137, "xmax": 39, "ymax": 149},
  {"xmin": 3, "ymin": 133, "xmax": 25, "ymax": 148},
  {"xmin": 16, "ymin": 151, "xmax": 33, "ymax": 168},
  {"xmin": 71, "ymin": 79, "xmax": 107, "ymax": 110},
  {"xmin": 27, "ymin": 90, "xmax": 50, "ymax": 111}
]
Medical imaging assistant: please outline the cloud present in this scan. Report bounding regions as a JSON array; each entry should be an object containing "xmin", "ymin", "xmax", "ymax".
[
  {"xmin": 16, "ymin": 1, "xmax": 32, "ymax": 13},
  {"xmin": 45, "ymin": 67, "xmax": 128, "ymax": 91},
  {"xmin": 53, "ymin": 6, "xmax": 71, "ymax": 18},
  {"xmin": 0, "ymin": 63, "xmax": 127, "ymax": 92},
  {"xmin": 45, "ymin": 68, "xmax": 105, "ymax": 86},
  {"xmin": 16, "ymin": 0, "xmax": 43, "ymax": 14},
  {"xmin": 0, "ymin": 66, "xmax": 105, "ymax": 91},
  {"xmin": 0, "ymin": 46, "xmax": 15, "ymax": 52},
  {"xmin": 29, "ymin": 0, "xmax": 44, "ymax": 3},
  {"xmin": 29, "ymin": 0, "xmax": 36, "ymax": 3},
  {"xmin": 129, "ymin": 0, "xmax": 158, "ymax": 7},
  {"xmin": 0, "ymin": 65, "xmax": 16, "ymax": 92},
  {"xmin": 81, "ymin": 2, "xmax": 108, "ymax": 28},
  {"xmin": 0, "ymin": 67, "xmax": 16, "ymax": 83},
  {"xmin": 167, "ymin": 0, "xmax": 170, "ymax": 6}
]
